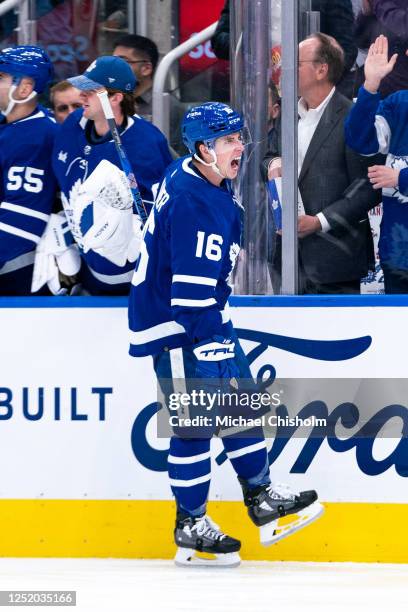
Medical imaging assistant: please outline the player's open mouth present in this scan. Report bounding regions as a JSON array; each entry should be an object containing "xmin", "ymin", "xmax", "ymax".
[{"xmin": 231, "ymin": 157, "xmax": 241, "ymax": 169}]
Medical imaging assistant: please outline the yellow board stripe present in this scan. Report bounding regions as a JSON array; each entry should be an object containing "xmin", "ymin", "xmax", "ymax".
[{"xmin": 0, "ymin": 500, "xmax": 407, "ymax": 562}]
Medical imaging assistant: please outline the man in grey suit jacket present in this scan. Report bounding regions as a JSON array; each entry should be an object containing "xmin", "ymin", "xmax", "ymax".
[{"xmin": 263, "ymin": 32, "xmax": 380, "ymax": 294}]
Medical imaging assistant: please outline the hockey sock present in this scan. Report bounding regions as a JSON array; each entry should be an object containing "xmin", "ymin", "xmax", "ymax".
[
  {"xmin": 177, "ymin": 504, "xmax": 206, "ymax": 518},
  {"xmin": 222, "ymin": 435, "xmax": 270, "ymax": 486},
  {"xmin": 168, "ymin": 437, "xmax": 211, "ymax": 515}
]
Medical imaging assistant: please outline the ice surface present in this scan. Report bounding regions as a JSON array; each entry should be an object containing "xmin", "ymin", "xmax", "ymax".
[{"xmin": 0, "ymin": 559, "xmax": 406, "ymax": 612}]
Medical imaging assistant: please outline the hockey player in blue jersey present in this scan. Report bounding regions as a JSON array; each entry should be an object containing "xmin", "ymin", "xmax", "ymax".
[
  {"xmin": 0, "ymin": 46, "xmax": 58, "ymax": 295},
  {"xmin": 52, "ymin": 56, "xmax": 172, "ymax": 295},
  {"xmin": 128, "ymin": 102, "xmax": 323, "ymax": 567},
  {"xmin": 345, "ymin": 35, "xmax": 408, "ymax": 293}
]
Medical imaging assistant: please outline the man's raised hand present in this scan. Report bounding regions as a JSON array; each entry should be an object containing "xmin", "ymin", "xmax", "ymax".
[{"xmin": 364, "ymin": 35, "xmax": 398, "ymax": 94}]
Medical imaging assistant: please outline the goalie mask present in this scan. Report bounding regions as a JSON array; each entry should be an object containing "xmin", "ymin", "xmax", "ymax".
[
  {"xmin": 181, "ymin": 102, "xmax": 251, "ymax": 179},
  {"xmin": 0, "ymin": 46, "xmax": 53, "ymax": 116}
]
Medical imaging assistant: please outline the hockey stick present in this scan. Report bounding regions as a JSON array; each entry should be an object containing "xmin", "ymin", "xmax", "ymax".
[{"xmin": 97, "ymin": 89, "xmax": 148, "ymax": 223}]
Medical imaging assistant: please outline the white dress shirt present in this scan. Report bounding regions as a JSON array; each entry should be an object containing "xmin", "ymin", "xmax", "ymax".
[{"xmin": 298, "ymin": 87, "xmax": 336, "ymax": 232}]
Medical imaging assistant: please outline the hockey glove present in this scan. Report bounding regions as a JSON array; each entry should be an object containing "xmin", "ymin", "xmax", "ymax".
[
  {"xmin": 88, "ymin": 212, "xmax": 143, "ymax": 266},
  {"xmin": 72, "ymin": 160, "xmax": 143, "ymax": 267},
  {"xmin": 31, "ymin": 212, "xmax": 81, "ymax": 295},
  {"xmin": 193, "ymin": 336, "xmax": 240, "ymax": 380}
]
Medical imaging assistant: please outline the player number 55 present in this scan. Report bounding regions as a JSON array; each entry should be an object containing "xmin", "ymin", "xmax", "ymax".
[{"xmin": 7, "ymin": 166, "xmax": 44, "ymax": 193}]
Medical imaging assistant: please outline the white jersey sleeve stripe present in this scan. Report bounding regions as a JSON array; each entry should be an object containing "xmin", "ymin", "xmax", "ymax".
[
  {"xmin": 171, "ymin": 297, "xmax": 217, "ymax": 307},
  {"xmin": 226, "ymin": 440, "xmax": 267, "ymax": 460},
  {"xmin": 0, "ymin": 222, "xmax": 41, "ymax": 244},
  {"xmin": 374, "ymin": 115, "xmax": 391, "ymax": 155},
  {"xmin": 1, "ymin": 202, "xmax": 50, "ymax": 222},
  {"xmin": 172, "ymin": 274, "xmax": 217, "ymax": 287},
  {"xmin": 169, "ymin": 474, "xmax": 211, "ymax": 487},
  {"xmin": 168, "ymin": 450, "xmax": 212, "ymax": 464},
  {"xmin": 129, "ymin": 307, "xmax": 230, "ymax": 346},
  {"xmin": 130, "ymin": 320, "xmax": 186, "ymax": 345}
]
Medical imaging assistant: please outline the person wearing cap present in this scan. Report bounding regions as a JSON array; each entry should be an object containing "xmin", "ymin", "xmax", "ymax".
[
  {"xmin": 52, "ymin": 55, "xmax": 173, "ymax": 295},
  {"xmin": 0, "ymin": 45, "xmax": 61, "ymax": 295}
]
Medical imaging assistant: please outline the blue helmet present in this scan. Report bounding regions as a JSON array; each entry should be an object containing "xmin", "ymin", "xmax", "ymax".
[
  {"xmin": 182, "ymin": 102, "xmax": 245, "ymax": 154},
  {"xmin": 0, "ymin": 46, "xmax": 53, "ymax": 93}
]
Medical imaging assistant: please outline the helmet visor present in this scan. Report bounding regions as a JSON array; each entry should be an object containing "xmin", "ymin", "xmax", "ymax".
[{"xmin": 206, "ymin": 126, "xmax": 252, "ymax": 151}]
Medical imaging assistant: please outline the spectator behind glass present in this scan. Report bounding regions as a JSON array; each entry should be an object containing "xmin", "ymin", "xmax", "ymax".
[
  {"xmin": 354, "ymin": 0, "xmax": 408, "ymax": 97},
  {"xmin": 211, "ymin": 0, "xmax": 357, "ymax": 99},
  {"xmin": 266, "ymin": 81, "xmax": 282, "ymax": 294},
  {"xmin": 211, "ymin": 0, "xmax": 230, "ymax": 60},
  {"xmin": 345, "ymin": 35, "xmax": 408, "ymax": 293},
  {"xmin": 311, "ymin": 0, "xmax": 358, "ymax": 98},
  {"xmin": 113, "ymin": 34, "xmax": 159, "ymax": 120},
  {"xmin": 267, "ymin": 82, "xmax": 281, "ymax": 148},
  {"xmin": 262, "ymin": 33, "xmax": 379, "ymax": 295},
  {"xmin": 50, "ymin": 81, "xmax": 82, "ymax": 123}
]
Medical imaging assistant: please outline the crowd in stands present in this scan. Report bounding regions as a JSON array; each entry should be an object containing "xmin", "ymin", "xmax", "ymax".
[
  {"xmin": 0, "ymin": 0, "xmax": 407, "ymax": 296},
  {"xmin": 213, "ymin": 0, "xmax": 408, "ymax": 294}
]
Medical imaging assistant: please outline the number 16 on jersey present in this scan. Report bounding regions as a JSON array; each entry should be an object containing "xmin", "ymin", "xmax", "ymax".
[{"xmin": 195, "ymin": 231, "xmax": 223, "ymax": 261}]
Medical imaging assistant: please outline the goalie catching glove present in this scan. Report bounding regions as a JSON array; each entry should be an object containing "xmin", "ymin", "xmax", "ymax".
[
  {"xmin": 84, "ymin": 211, "xmax": 143, "ymax": 267},
  {"xmin": 31, "ymin": 212, "xmax": 81, "ymax": 295},
  {"xmin": 72, "ymin": 159, "xmax": 143, "ymax": 267}
]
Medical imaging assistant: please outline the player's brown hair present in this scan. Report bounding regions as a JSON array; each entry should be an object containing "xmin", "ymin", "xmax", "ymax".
[{"xmin": 107, "ymin": 88, "xmax": 135, "ymax": 117}]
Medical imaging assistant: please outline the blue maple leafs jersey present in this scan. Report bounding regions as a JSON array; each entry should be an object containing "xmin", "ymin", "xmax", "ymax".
[
  {"xmin": 128, "ymin": 156, "xmax": 242, "ymax": 357},
  {"xmin": 0, "ymin": 107, "xmax": 57, "ymax": 274},
  {"xmin": 345, "ymin": 87, "xmax": 408, "ymax": 270},
  {"xmin": 52, "ymin": 109, "xmax": 172, "ymax": 293}
]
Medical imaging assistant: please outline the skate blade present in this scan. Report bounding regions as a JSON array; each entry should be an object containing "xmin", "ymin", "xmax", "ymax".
[
  {"xmin": 260, "ymin": 501, "xmax": 324, "ymax": 546},
  {"xmin": 174, "ymin": 547, "xmax": 241, "ymax": 568}
]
